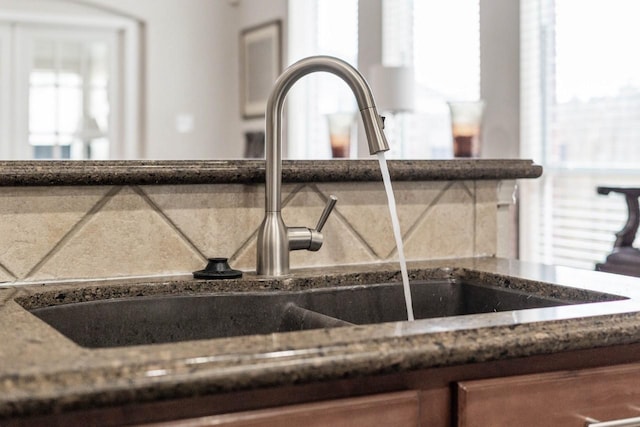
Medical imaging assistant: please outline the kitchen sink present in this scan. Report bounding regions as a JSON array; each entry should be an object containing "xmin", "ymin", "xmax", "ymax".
[
  {"xmin": 300, "ymin": 280, "xmax": 578, "ymax": 324},
  {"xmin": 25, "ymin": 277, "xmax": 618, "ymax": 349},
  {"xmin": 28, "ymin": 294, "xmax": 352, "ymax": 348}
]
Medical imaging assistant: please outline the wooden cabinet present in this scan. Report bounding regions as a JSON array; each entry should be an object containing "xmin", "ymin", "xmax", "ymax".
[
  {"xmin": 457, "ymin": 363, "xmax": 640, "ymax": 427},
  {"xmin": 138, "ymin": 391, "xmax": 420, "ymax": 427},
  {"xmin": 138, "ymin": 361, "xmax": 640, "ymax": 427}
]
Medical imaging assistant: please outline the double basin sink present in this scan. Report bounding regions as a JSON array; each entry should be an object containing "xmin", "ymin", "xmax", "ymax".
[{"xmin": 23, "ymin": 271, "xmax": 624, "ymax": 349}]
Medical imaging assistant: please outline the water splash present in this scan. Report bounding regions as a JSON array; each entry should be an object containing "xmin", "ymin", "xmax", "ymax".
[{"xmin": 377, "ymin": 152, "xmax": 415, "ymax": 321}]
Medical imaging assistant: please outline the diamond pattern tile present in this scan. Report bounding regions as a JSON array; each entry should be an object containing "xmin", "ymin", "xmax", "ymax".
[
  {"xmin": 316, "ymin": 181, "xmax": 452, "ymax": 258},
  {"xmin": 474, "ymin": 181, "xmax": 498, "ymax": 256},
  {"xmin": 401, "ymin": 182, "xmax": 475, "ymax": 260},
  {"xmin": 30, "ymin": 186, "xmax": 204, "ymax": 281},
  {"xmin": 143, "ymin": 184, "xmax": 263, "ymax": 259},
  {"xmin": 285, "ymin": 186, "xmax": 377, "ymax": 268},
  {"xmin": 0, "ymin": 178, "xmax": 501, "ymax": 283},
  {"xmin": 0, "ymin": 186, "xmax": 113, "ymax": 279}
]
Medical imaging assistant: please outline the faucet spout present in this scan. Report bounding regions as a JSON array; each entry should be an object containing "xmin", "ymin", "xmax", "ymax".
[{"xmin": 257, "ymin": 56, "xmax": 390, "ymax": 276}]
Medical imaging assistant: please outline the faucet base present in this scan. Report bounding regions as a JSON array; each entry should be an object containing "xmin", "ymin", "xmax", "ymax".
[{"xmin": 256, "ymin": 212, "xmax": 290, "ymax": 276}]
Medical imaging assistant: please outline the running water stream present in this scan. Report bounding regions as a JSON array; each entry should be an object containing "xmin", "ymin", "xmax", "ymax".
[{"xmin": 377, "ymin": 152, "xmax": 415, "ymax": 321}]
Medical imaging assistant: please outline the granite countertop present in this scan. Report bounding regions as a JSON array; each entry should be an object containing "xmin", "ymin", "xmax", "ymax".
[
  {"xmin": 0, "ymin": 159, "xmax": 542, "ymax": 186},
  {"xmin": 2, "ymin": 257, "xmax": 640, "ymax": 420}
]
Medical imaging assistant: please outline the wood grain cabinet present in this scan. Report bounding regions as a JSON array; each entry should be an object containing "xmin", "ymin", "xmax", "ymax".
[
  {"xmin": 138, "ymin": 391, "xmax": 420, "ymax": 427},
  {"xmin": 457, "ymin": 363, "xmax": 640, "ymax": 427}
]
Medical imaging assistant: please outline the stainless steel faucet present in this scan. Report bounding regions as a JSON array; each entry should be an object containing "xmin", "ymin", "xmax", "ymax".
[{"xmin": 256, "ymin": 56, "xmax": 390, "ymax": 276}]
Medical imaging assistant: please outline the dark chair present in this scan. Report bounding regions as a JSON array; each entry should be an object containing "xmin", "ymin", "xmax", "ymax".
[{"xmin": 596, "ymin": 187, "xmax": 640, "ymax": 277}]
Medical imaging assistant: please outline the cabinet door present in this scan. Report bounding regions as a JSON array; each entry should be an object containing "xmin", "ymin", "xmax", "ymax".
[
  {"xmin": 457, "ymin": 362, "xmax": 640, "ymax": 427},
  {"xmin": 139, "ymin": 391, "xmax": 419, "ymax": 427}
]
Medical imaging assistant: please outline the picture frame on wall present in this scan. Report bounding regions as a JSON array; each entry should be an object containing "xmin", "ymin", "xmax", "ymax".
[{"xmin": 240, "ymin": 20, "xmax": 282, "ymax": 119}]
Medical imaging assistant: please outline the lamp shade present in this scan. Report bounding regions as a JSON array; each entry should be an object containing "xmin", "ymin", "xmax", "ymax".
[
  {"xmin": 369, "ymin": 65, "xmax": 415, "ymax": 112},
  {"xmin": 74, "ymin": 115, "xmax": 105, "ymax": 140}
]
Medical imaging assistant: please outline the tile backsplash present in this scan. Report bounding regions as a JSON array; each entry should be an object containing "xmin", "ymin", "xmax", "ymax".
[{"xmin": 0, "ymin": 179, "xmax": 507, "ymax": 283}]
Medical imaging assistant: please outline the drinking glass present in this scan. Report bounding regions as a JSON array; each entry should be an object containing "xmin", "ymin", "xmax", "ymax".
[
  {"xmin": 326, "ymin": 113, "xmax": 355, "ymax": 158},
  {"xmin": 447, "ymin": 101, "xmax": 484, "ymax": 158}
]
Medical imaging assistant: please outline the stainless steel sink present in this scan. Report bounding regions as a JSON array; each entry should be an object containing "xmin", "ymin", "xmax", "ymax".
[{"xmin": 26, "ymin": 278, "xmax": 621, "ymax": 348}]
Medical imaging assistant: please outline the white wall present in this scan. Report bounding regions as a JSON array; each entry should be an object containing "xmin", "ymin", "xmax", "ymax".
[
  {"xmin": 81, "ymin": 0, "xmax": 242, "ymax": 159},
  {"xmin": 97, "ymin": 0, "xmax": 288, "ymax": 158},
  {"xmin": 356, "ymin": 0, "xmax": 385, "ymax": 158},
  {"xmin": 480, "ymin": 0, "xmax": 520, "ymax": 158},
  {"xmin": 0, "ymin": 0, "xmax": 92, "ymax": 15}
]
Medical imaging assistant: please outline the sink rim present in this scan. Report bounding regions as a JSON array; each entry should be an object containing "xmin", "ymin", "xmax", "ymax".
[
  {"xmin": 17, "ymin": 270, "xmax": 630, "ymax": 349},
  {"xmin": 15, "ymin": 267, "xmax": 626, "ymax": 312}
]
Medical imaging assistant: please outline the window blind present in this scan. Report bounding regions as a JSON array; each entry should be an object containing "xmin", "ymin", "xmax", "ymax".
[
  {"xmin": 288, "ymin": 0, "xmax": 480, "ymax": 160},
  {"xmin": 520, "ymin": 0, "xmax": 640, "ymax": 270},
  {"xmin": 287, "ymin": 0, "xmax": 358, "ymax": 160},
  {"xmin": 383, "ymin": 0, "xmax": 480, "ymax": 159}
]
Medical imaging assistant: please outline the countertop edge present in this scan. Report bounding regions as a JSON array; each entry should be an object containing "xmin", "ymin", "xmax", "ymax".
[{"xmin": 0, "ymin": 159, "xmax": 542, "ymax": 186}]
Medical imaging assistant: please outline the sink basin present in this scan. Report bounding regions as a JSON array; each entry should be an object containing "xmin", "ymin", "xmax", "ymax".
[
  {"xmin": 26, "ymin": 278, "xmax": 621, "ymax": 348},
  {"xmin": 29, "ymin": 295, "xmax": 352, "ymax": 348},
  {"xmin": 301, "ymin": 280, "xmax": 579, "ymax": 325}
]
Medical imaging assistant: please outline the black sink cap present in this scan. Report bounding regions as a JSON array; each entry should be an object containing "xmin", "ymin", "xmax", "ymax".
[{"xmin": 193, "ymin": 258, "xmax": 243, "ymax": 280}]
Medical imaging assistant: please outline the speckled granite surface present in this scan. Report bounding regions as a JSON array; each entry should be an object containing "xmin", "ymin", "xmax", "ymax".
[
  {"xmin": 2, "ymin": 258, "xmax": 640, "ymax": 419},
  {"xmin": 0, "ymin": 159, "xmax": 542, "ymax": 186}
]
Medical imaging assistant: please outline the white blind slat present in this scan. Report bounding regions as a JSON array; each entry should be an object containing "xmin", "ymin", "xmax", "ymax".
[{"xmin": 521, "ymin": 0, "xmax": 640, "ymax": 270}]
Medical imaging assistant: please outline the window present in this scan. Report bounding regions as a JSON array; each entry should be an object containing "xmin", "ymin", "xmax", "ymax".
[
  {"xmin": 0, "ymin": 5, "xmax": 141, "ymax": 160},
  {"xmin": 287, "ymin": 0, "xmax": 481, "ymax": 160},
  {"xmin": 25, "ymin": 30, "xmax": 114, "ymax": 159},
  {"xmin": 287, "ymin": 0, "xmax": 359, "ymax": 159},
  {"xmin": 383, "ymin": 0, "xmax": 480, "ymax": 159},
  {"xmin": 520, "ymin": 0, "xmax": 640, "ymax": 269},
  {"xmin": 0, "ymin": 23, "xmax": 11, "ymax": 159}
]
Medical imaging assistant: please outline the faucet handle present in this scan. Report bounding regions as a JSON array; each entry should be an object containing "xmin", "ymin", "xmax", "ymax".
[
  {"xmin": 315, "ymin": 195, "xmax": 338, "ymax": 232},
  {"xmin": 288, "ymin": 195, "xmax": 337, "ymax": 252}
]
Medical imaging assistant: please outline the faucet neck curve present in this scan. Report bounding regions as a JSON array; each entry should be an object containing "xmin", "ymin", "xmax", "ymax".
[{"xmin": 264, "ymin": 56, "xmax": 389, "ymax": 213}]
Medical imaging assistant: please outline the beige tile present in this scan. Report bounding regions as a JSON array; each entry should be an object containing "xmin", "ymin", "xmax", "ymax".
[
  {"xmin": 281, "ymin": 183, "xmax": 304, "ymax": 206},
  {"xmin": 316, "ymin": 181, "xmax": 449, "ymax": 258},
  {"xmin": 460, "ymin": 181, "xmax": 475, "ymax": 198},
  {"xmin": 475, "ymin": 204, "xmax": 498, "ymax": 256},
  {"xmin": 143, "ymin": 184, "xmax": 264, "ymax": 260},
  {"xmin": 29, "ymin": 187, "xmax": 204, "ymax": 281},
  {"xmin": 285, "ymin": 188, "xmax": 377, "ymax": 269},
  {"xmin": 233, "ymin": 187, "xmax": 378, "ymax": 273},
  {"xmin": 0, "ymin": 186, "xmax": 113, "ymax": 279},
  {"xmin": 0, "ymin": 266, "xmax": 15, "ymax": 283},
  {"xmin": 229, "ymin": 235, "xmax": 257, "ymax": 272},
  {"xmin": 402, "ymin": 182, "xmax": 474, "ymax": 260},
  {"xmin": 496, "ymin": 180, "xmax": 518, "ymax": 258},
  {"xmin": 475, "ymin": 181, "xmax": 498, "ymax": 256},
  {"xmin": 476, "ymin": 180, "xmax": 499, "ymax": 204},
  {"xmin": 144, "ymin": 184, "xmax": 301, "ymax": 261}
]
